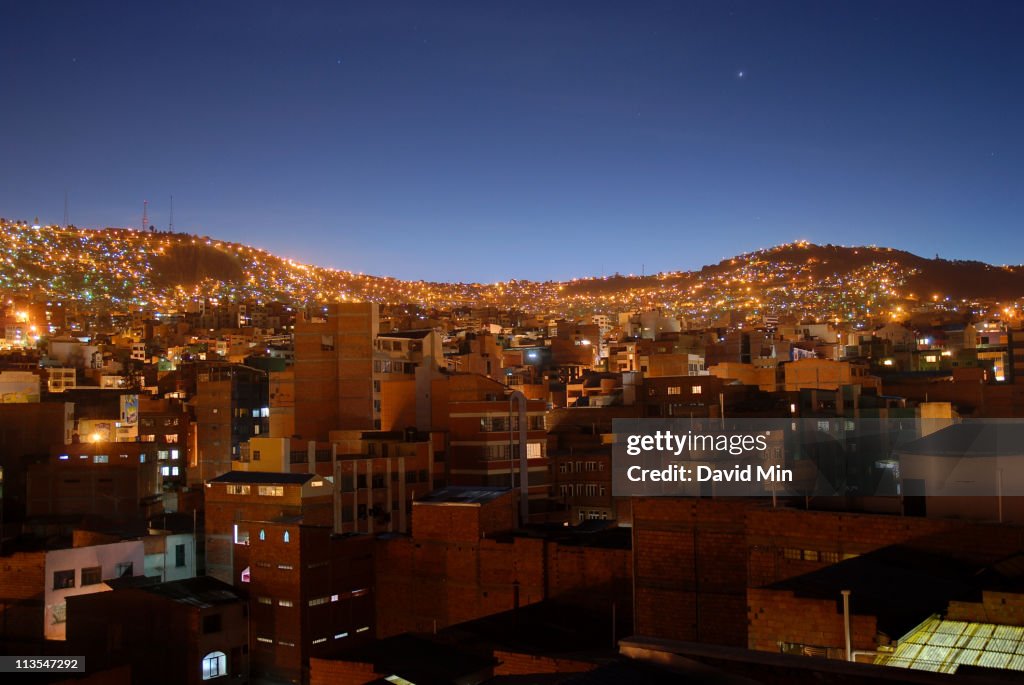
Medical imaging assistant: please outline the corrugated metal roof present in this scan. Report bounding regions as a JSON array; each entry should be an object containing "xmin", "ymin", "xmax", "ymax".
[{"xmin": 875, "ymin": 615, "xmax": 1024, "ymax": 675}]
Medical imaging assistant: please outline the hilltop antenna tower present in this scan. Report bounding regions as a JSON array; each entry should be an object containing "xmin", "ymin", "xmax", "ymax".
[
  {"xmin": 168, "ymin": 195, "xmax": 174, "ymax": 233},
  {"xmin": 63, "ymin": 190, "xmax": 69, "ymax": 229},
  {"xmin": 142, "ymin": 200, "xmax": 149, "ymax": 232}
]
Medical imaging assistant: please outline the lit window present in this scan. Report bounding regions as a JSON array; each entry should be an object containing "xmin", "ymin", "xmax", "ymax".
[
  {"xmin": 259, "ymin": 529, "xmax": 265, "ymax": 541},
  {"xmin": 667, "ymin": 386, "xmax": 681, "ymax": 395},
  {"xmin": 278, "ymin": 599, "xmax": 293, "ymax": 607},
  {"xmin": 257, "ymin": 485, "xmax": 284, "ymax": 497},
  {"xmin": 691, "ymin": 385, "xmax": 702, "ymax": 395},
  {"xmin": 283, "ymin": 531, "xmax": 290, "ymax": 543},
  {"xmin": 93, "ymin": 454, "xmax": 108, "ymax": 463},
  {"xmin": 201, "ymin": 651, "xmax": 227, "ymax": 680},
  {"xmin": 161, "ymin": 466, "xmax": 170, "ymax": 476}
]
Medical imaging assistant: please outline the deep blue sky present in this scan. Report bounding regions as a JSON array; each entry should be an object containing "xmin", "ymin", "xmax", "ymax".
[{"xmin": 2, "ymin": 1, "xmax": 1021, "ymax": 282}]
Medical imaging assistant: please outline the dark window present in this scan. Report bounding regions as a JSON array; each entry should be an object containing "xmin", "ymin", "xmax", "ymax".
[
  {"xmin": 371, "ymin": 475, "xmax": 384, "ymax": 489},
  {"xmin": 175, "ymin": 544, "xmax": 186, "ymax": 568},
  {"xmin": 357, "ymin": 504, "xmax": 367, "ymax": 520},
  {"xmin": 202, "ymin": 613, "xmax": 222, "ymax": 634},
  {"xmin": 115, "ymin": 561, "xmax": 133, "ymax": 578},
  {"xmin": 356, "ymin": 474, "xmax": 367, "ymax": 489},
  {"xmin": 53, "ymin": 569, "xmax": 75, "ymax": 589},
  {"xmin": 81, "ymin": 566, "xmax": 102, "ymax": 585}
]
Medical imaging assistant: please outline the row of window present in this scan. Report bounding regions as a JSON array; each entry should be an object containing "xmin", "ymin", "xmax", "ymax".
[
  {"xmin": 780, "ymin": 548, "xmax": 858, "ymax": 564},
  {"xmin": 59, "ymin": 453, "xmax": 147, "ymax": 463},
  {"xmin": 659, "ymin": 385, "xmax": 703, "ymax": 396},
  {"xmin": 479, "ymin": 416, "xmax": 546, "ymax": 432},
  {"xmin": 225, "ymin": 484, "xmax": 283, "ymax": 496},
  {"xmin": 558, "ymin": 460, "xmax": 604, "ymax": 473},
  {"xmin": 53, "ymin": 562, "xmax": 134, "ymax": 590},
  {"xmin": 140, "ymin": 417, "xmax": 181, "ymax": 428},
  {"xmin": 373, "ymin": 359, "xmax": 413, "ymax": 374},
  {"xmin": 233, "ymin": 525, "xmax": 290, "ymax": 545},
  {"xmin": 255, "ymin": 628, "xmax": 369, "ymax": 647},
  {"xmin": 559, "ymin": 483, "xmax": 607, "ymax": 497},
  {"xmin": 483, "ymin": 443, "xmax": 543, "ymax": 460}
]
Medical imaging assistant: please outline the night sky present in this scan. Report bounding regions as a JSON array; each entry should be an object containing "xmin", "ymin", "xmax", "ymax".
[{"xmin": 2, "ymin": 1, "xmax": 1021, "ymax": 282}]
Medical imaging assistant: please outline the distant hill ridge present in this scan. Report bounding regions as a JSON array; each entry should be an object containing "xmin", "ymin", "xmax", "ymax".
[{"xmin": 1, "ymin": 222, "xmax": 1022, "ymax": 316}]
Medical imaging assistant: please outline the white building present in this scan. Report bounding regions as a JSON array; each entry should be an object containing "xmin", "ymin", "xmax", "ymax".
[{"xmin": 44, "ymin": 540, "xmax": 145, "ymax": 640}]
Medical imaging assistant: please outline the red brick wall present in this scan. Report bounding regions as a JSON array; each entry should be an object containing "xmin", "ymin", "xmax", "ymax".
[
  {"xmin": 412, "ymin": 502, "xmax": 482, "ymax": 542},
  {"xmin": 947, "ymin": 591, "xmax": 1024, "ymax": 624},
  {"xmin": 545, "ymin": 542, "xmax": 632, "ymax": 627},
  {"xmin": 375, "ymin": 527, "xmax": 630, "ymax": 639},
  {"xmin": 632, "ymin": 498, "xmax": 1024, "ymax": 650},
  {"xmin": 748, "ymin": 587, "xmax": 877, "ymax": 654},
  {"xmin": 747, "ymin": 508, "xmax": 1024, "ymax": 589},
  {"xmin": 375, "ymin": 534, "xmax": 546, "ymax": 637},
  {"xmin": 309, "ymin": 658, "xmax": 382, "ymax": 685},
  {"xmin": 632, "ymin": 498, "xmax": 753, "ymax": 646},
  {"xmin": 0, "ymin": 551, "xmax": 46, "ymax": 639}
]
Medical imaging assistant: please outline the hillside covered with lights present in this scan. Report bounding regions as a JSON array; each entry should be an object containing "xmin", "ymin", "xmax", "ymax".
[{"xmin": 3, "ymin": 220, "xmax": 1024, "ymax": 322}]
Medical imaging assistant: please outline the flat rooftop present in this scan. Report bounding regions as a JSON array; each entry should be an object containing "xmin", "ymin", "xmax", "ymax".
[{"xmin": 416, "ymin": 486, "xmax": 512, "ymax": 505}]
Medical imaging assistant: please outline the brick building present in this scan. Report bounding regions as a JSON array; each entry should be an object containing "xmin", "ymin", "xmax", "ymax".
[
  {"xmin": 374, "ymin": 486, "xmax": 631, "ymax": 639},
  {"xmin": 631, "ymin": 498, "xmax": 1024, "ymax": 652},
  {"xmin": 27, "ymin": 444, "xmax": 161, "ymax": 521},
  {"xmin": 66, "ymin": 576, "xmax": 249, "ymax": 685},
  {"xmin": 203, "ymin": 471, "xmax": 332, "ymax": 585},
  {"xmin": 245, "ymin": 523, "xmax": 374, "ymax": 684},
  {"xmin": 293, "ymin": 303, "xmax": 377, "ymax": 441},
  {"xmin": 0, "ymin": 539, "xmax": 144, "ymax": 642},
  {"xmin": 188, "ymin": 363, "xmax": 268, "ymax": 485}
]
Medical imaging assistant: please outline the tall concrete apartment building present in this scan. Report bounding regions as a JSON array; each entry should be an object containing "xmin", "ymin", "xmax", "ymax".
[
  {"xmin": 293, "ymin": 303, "xmax": 379, "ymax": 441},
  {"xmin": 188, "ymin": 363, "xmax": 269, "ymax": 486}
]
